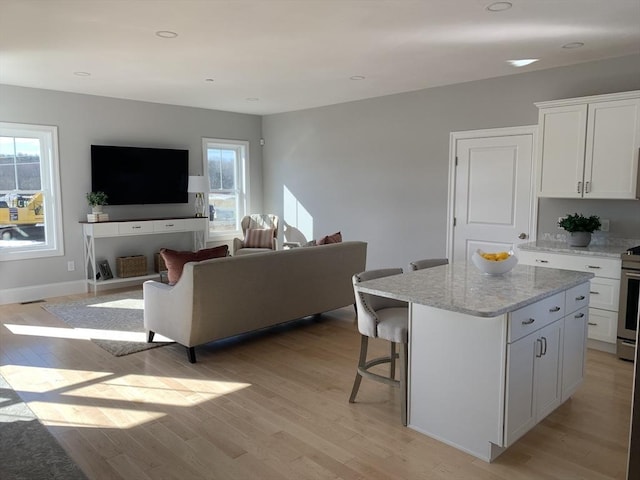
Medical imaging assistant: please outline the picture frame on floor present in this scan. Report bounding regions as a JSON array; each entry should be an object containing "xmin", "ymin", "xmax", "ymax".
[{"xmin": 97, "ymin": 260, "xmax": 113, "ymax": 280}]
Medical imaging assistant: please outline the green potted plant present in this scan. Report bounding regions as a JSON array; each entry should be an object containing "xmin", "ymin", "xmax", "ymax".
[
  {"xmin": 86, "ymin": 191, "xmax": 108, "ymax": 213},
  {"xmin": 558, "ymin": 213, "xmax": 601, "ymax": 247}
]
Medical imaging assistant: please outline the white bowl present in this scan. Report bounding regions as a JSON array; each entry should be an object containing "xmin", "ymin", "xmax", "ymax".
[{"xmin": 471, "ymin": 250, "xmax": 518, "ymax": 275}]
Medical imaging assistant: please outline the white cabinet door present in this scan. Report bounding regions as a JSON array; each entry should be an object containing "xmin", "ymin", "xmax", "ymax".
[
  {"xmin": 585, "ymin": 98, "xmax": 640, "ymax": 199},
  {"xmin": 537, "ymin": 104, "xmax": 587, "ymax": 198},
  {"xmin": 535, "ymin": 320, "xmax": 564, "ymax": 420},
  {"xmin": 536, "ymin": 92, "xmax": 640, "ymax": 199},
  {"xmin": 505, "ymin": 317, "xmax": 565, "ymax": 446},
  {"xmin": 562, "ymin": 306, "xmax": 589, "ymax": 402},
  {"xmin": 505, "ymin": 331, "xmax": 537, "ymax": 446}
]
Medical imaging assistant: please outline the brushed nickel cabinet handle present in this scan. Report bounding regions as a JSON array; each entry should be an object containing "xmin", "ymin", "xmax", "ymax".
[
  {"xmin": 549, "ymin": 306, "xmax": 561, "ymax": 312},
  {"xmin": 521, "ymin": 318, "xmax": 535, "ymax": 325},
  {"xmin": 575, "ymin": 295, "xmax": 585, "ymax": 301},
  {"xmin": 590, "ymin": 291, "xmax": 600, "ymax": 294},
  {"xmin": 542, "ymin": 336, "xmax": 547, "ymax": 356},
  {"xmin": 536, "ymin": 259, "xmax": 549, "ymax": 263},
  {"xmin": 586, "ymin": 265, "xmax": 601, "ymax": 269},
  {"xmin": 577, "ymin": 181, "xmax": 582, "ymax": 193},
  {"xmin": 536, "ymin": 338, "xmax": 543, "ymax": 358},
  {"xmin": 588, "ymin": 322, "xmax": 597, "ymax": 326},
  {"xmin": 575, "ymin": 313, "xmax": 585, "ymax": 318},
  {"xmin": 585, "ymin": 181, "xmax": 590, "ymax": 193}
]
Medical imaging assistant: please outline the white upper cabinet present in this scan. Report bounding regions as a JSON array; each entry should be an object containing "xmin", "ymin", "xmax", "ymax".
[{"xmin": 536, "ymin": 91, "xmax": 640, "ymax": 199}]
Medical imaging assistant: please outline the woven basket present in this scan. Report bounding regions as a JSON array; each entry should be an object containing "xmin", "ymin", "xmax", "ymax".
[
  {"xmin": 154, "ymin": 252, "xmax": 167, "ymax": 273},
  {"xmin": 116, "ymin": 255, "xmax": 148, "ymax": 278}
]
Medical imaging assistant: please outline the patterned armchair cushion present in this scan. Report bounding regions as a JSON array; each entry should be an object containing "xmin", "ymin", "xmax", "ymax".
[{"xmin": 244, "ymin": 228, "xmax": 275, "ymax": 248}]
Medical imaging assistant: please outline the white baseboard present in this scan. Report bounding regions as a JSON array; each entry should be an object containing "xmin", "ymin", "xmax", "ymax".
[{"xmin": 0, "ymin": 280, "xmax": 87, "ymax": 305}]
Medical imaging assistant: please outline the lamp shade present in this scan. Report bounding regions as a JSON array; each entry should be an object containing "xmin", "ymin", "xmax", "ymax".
[{"xmin": 187, "ymin": 175, "xmax": 209, "ymax": 193}]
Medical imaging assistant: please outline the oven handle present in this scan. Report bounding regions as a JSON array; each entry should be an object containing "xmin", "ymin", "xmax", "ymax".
[
  {"xmin": 624, "ymin": 272, "xmax": 640, "ymax": 279},
  {"xmin": 620, "ymin": 340, "xmax": 637, "ymax": 347}
]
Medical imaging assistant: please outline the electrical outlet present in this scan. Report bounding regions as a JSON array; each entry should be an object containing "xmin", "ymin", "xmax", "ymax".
[
  {"xmin": 67, "ymin": 261, "xmax": 75, "ymax": 272},
  {"xmin": 600, "ymin": 219, "xmax": 610, "ymax": 232}
]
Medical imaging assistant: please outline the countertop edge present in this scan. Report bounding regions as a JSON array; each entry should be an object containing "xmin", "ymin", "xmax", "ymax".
[
  {"xmin": 356, "ymin": 274, "xmax": 594, "ymax": 318},
  {"xmin": 518, "ymin": 238, "xmax": 639, "ymax": 259}
]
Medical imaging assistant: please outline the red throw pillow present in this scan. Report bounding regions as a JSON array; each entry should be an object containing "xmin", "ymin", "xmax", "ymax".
[
  {"xmin": 160, "ymin": 245, "xmax": 229, "ymax": 285},
  {"xmin": 244, "ymin": 228, "xmax": 275, "ymax": 248},
  {"xmin": 317, "ymin": 231, "xmax": 342, "ymax": 245}
]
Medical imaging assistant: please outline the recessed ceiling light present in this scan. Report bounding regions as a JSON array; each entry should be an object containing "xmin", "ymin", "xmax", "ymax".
[
  {"xmin": 204, "ymin": 78, "xmax": 214, "ymax": 82},
  {"xmin": 486, "ymin": 2, "xmax": 512, "ymax": 12},
  {"xmin": 246, "ymin": 98, "xmax": 259, "ymax": 102},
  {"xmin": 350, "ymin": 75, "xmax": 366, "ymax": 80},
  {"xmin": 562, "ymin": 42, "xmax": 584, "ymax": 49},
  {"xmin": 487, "ymin": 2, "xmax": 513, "ymax": 12},
  {"xmin": 156, "ymin": 30, "xmax": 178, "ymax": 38},
  {"xmin": 73, "ymin": 71, "xmax": 91, "ymax": 76},
  {"xmin": 507, "ymin": 59, "xmax": 539, "ymax": 67}
]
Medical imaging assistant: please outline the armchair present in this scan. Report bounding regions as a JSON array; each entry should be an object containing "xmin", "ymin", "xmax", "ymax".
[{"xmin": 233, "ymin": 214, "xmax": 279, "ymax": 256}]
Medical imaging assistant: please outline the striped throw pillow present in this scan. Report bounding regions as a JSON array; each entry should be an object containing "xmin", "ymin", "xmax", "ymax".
[{"xmin": 244, "ymin": 228, "xmax": 274, "ymax": 248}]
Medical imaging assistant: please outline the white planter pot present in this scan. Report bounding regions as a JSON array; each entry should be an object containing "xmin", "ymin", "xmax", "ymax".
[
  {"xmin": 91, "ymin": 205, "xmax": 103, "ymax": 214},
  {"xmin": 567, "ymin": 231, "xmax": 592, "ymax": 247}
]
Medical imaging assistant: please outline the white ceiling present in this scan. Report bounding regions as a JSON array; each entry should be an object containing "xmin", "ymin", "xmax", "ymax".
[{"xmin": 1, "ymin": 1, "xmax": 639, "ymax": 115}]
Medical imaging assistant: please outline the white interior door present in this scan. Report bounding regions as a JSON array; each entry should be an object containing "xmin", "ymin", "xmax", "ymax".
[{"xmin": 448, "ymin": 127, "xmax": 536, "ymax": 263}]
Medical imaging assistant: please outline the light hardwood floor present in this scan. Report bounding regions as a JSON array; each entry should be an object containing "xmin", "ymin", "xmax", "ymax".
[{"xmin": 0, "ymin": 289, "xmax": 633, "ymax": 480}]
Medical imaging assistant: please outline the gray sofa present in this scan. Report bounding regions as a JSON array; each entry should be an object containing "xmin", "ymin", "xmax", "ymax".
[{"xmin": 143, "ymin": 241, "xmax": 368, "ymax": 362}]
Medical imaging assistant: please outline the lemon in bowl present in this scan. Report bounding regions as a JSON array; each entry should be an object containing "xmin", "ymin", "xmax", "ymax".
[{"xmin": 471, "ymin": 249, "xmax": 518, "ymax": 275}]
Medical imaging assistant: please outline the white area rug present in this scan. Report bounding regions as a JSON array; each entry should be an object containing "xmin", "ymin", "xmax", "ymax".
[{"xmin": 43, "ymin": 290, "xmax": 173, "ymax": 357}]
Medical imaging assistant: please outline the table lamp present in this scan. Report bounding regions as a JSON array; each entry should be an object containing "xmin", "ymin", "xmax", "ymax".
[{"xmin": 187, "ymin": 175, "xmax": 209, "ymax": 218}]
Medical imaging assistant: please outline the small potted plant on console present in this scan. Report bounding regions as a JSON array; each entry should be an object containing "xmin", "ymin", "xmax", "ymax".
[
  {"xmin": 86, "ymin": 191, "xmax": 109, "ymax": 222},
  {"xmin": 558, "ymin": 213, "xmax": 601, "ymax": 247},
  {"xmin": 86, "ymin": 191, "xmax": 108, "ymax": 213}
]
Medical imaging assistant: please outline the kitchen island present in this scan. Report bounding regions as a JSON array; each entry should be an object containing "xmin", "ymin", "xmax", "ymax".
[{"xmin": 356, "ymin": 262, "xmax": 594, "ymax": 462}]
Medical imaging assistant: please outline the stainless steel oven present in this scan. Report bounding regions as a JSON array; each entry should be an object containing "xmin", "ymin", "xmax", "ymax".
[{"xmin": 618, "ymin": 246, "xmax": 640, "ymax": 361}]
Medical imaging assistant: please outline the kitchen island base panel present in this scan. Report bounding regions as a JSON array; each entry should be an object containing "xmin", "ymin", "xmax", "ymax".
[
  {"xmin": 409, "ymin": 305, "xmax": 507, "ymax": 462},
  {"xmin": 408, "ymin": 424, "xmax": 506, "ymax": 463}
]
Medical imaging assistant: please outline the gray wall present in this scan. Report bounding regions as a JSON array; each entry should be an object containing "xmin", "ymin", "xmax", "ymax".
[
  {"xmin": 0, "ymin": 85, "xmax": 262, "ymax": 290},
  {"xmin": 262, "ymin": 55, "xmax": 640, "ymax": 269}
]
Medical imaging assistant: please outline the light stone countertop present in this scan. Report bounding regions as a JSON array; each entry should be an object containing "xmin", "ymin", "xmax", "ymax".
[
  {"xmin": 518, "ymin": 238, "xmax": 639, "ymax": 258},
  {"xmin": 356, "ymin": 262, "xmax": 594, "ymax": 318}
]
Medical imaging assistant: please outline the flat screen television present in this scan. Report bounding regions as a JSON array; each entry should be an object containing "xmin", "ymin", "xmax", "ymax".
[{"xmin": 91, "ymin": 145, "xmax": 189, "ymax": 205}]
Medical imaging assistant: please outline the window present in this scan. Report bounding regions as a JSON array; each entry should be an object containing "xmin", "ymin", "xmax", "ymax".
[
  {"xmin": 202, "ymin": 138, "xmax": 249, "ymax": 238},
  {"xmin": 0, "ymin": 122, "xmax": 63, "ymax": 260}
]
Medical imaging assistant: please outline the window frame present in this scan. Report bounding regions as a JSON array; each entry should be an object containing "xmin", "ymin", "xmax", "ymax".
[
  {"xmin": 201, "ymin": 138, "xmax": 250, "ymax": 240},
  {"xmin": 0, "ymin": 122, "xmax": 64, "ymax": 261}
]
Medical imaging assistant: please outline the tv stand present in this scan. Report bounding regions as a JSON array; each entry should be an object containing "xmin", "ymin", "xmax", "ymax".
[{"xmin": 81, "ymin": 217, "xmax": 208, "ymax": 292}]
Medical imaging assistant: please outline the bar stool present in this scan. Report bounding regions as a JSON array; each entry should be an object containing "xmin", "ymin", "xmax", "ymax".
[{"xmin": 349, "ymin": 268, "xmax": 409, "ymax": 425}]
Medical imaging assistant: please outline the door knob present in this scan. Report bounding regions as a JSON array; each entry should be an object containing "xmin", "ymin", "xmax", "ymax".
[{"xmin": 518, "ymin": 233, "xmax": 527, "ymax": 239}]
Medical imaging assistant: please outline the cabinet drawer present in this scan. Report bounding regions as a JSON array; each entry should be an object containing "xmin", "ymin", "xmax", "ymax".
[
  {"xmin": 508, "ymin": 291, "xmax": 565, "ymax": 343},
  {"xmin": 517, "ymin": 250, "xmax": 621, "ymax": 279},
  {"xmin": 565, "ymin": 282, "xmax": 590, "ymax": 314},
  {"xmin": 588, "ymin": 278, "xmax": 620, "ymax": 311},
  {"xmin": 85, "ymin": 222, "xmax": 119, "ymax": 237},
  {"xmin": 587, "ymin": 308, "xmax": 618, "ymax": 343},
  {"xmin": 153, "ymin": 219, "xmax": 189, "ymax": 233},
  {"xmin": 117, "ymin": 222, "xmax": 153, "ymax": 235}
]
